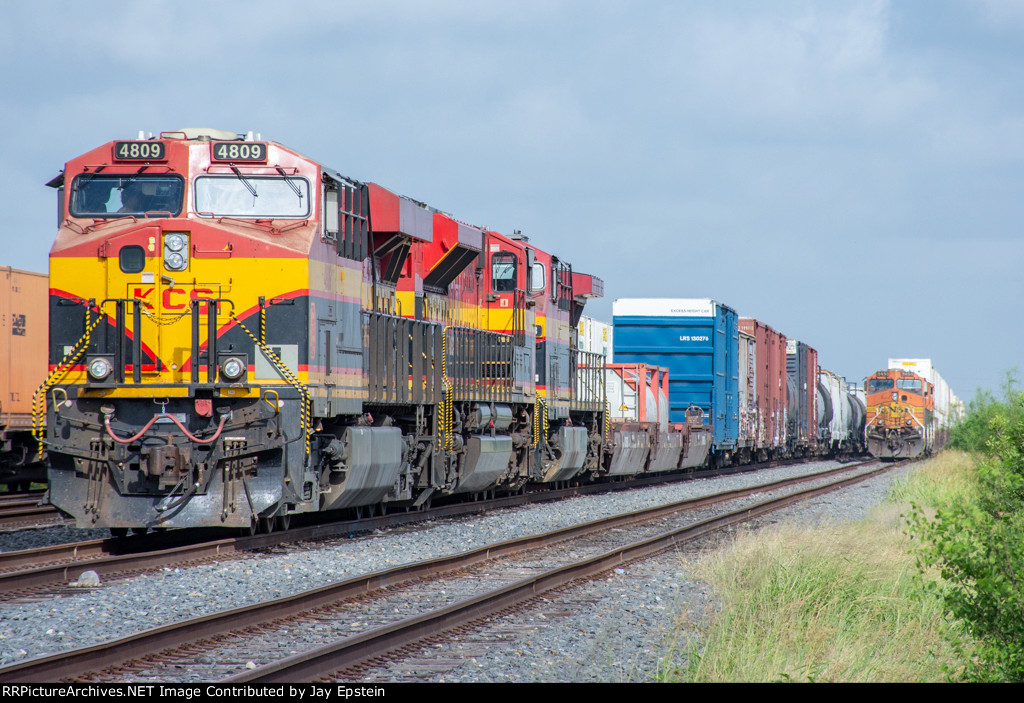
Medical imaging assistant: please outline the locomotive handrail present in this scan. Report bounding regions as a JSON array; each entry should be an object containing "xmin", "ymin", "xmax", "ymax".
[
  {"xmin": 50, "ymin": 388, "xmax": 68, "ymax": 414},
  {"xmin": 262, "ymin": 389, "xmax": 281, "ymax": 414},
  {"xmin": 231, "ymin": 314, "xmax": 312, "ymax": 456},
  {"xmin": 192, "ymin": 242, "xmax": 233, "ymax": 257},
  {"xmin": 31, "ymin": 308, "xmax": 107, "ymax": 458},
  {"xmin": 189, "ymin": 297, "xmax": 236, "ymax": 384},
  {"xmin": 98, "ymin": 297, "xmax": 144, "ymax": 384}
]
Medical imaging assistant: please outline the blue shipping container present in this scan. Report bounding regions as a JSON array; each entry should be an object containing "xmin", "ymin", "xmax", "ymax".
[{"xmin": 613, "ymin": 298, "xmax": 739, "ymax": 451}]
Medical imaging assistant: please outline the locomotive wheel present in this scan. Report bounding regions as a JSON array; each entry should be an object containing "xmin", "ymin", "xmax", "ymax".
[
  {"xmin": 275, "ymin": 514, "xmax": 291, "ymax": 532},
  {"xmin": 258, "ymin": 516, "xmax": 275, "ymax": 534}
]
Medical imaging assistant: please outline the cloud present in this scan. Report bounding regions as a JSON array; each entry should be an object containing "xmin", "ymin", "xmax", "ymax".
[{"xmin": 976, "ymin": 0, "xmax": 1024, "ymax": 31}]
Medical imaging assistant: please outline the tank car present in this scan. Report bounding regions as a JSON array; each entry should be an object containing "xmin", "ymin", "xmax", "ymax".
[
  {"xmin": 817, "ymin": 368, "xmax": 866, "ymax": 457},
  {"xmin": 1, "ymin": 267, "xmax": 48, "ymax": 491},
  {"xmin": 865, "ymin": 368, "xmax": 934, "ymax": 459},
  {"xmin": 40, "ymin": 128, "xmax": 616, "ymax": 533}
]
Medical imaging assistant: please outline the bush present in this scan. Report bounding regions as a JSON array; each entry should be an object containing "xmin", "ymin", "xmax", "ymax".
[
  {"xmin": 948, "ymin": 371, "xmax": 1024, "ymax": 453},
  {"xmin": 910, "ymin": 377, "xmax": 1024, "ymax": 681}
]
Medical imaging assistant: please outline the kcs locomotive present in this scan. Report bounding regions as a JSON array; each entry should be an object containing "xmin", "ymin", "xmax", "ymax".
[{"xmin": 39, "ymin": 128, "xmax": 611, "ymax": 532}]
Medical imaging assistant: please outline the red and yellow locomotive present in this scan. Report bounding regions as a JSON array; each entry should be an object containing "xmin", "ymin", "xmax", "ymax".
[
  {"xmin": 39, "ymin": 128, "xmax": 605, "ymax": 532},
  {"xmin": 864, "ymin": 368, "xmax": 934, "ymax": 459}
]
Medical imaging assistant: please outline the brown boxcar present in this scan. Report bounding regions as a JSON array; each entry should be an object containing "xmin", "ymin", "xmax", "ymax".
[
  {"xmin": 739, "ymin": 318, "xmax": 788, "ymax": 460},
  {"xmin": 0, "ymin": 266, "xmax": 48, "ymax": 488}
]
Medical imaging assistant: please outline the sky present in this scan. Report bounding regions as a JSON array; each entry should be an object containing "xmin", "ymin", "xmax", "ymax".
[{"xmin": 2, "ymin": 0, "xmax": 1021, "ymax": 402}]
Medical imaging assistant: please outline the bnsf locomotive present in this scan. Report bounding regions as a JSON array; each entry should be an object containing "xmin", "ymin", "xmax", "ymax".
[
  {"xmin": 40, "ymin": 128, "xmax": 614, "ymax": 533},
  {"xmin": 864, "ymin": 359, "xmax": 960, "ymax": 459},
  {"xmin": 865, "ymin": 368, "xmax": 934, "ymax": 458}
]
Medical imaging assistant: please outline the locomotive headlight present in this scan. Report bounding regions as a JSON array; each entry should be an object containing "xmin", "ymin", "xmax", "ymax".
[
  {"xmin": 219, "ymin": 354, "xmax": 247, "ymax": 382},
  {"xmin": 165, "ymin": 252, "xmax": 186, "ymax": 270},
  {"xmin": 164, "ymin": 233, "xmax": 187, "ymax": 252},
  {"xmin": 891, "ymin": 392, "xmax": 898, "ymax": 402},
  {"xmin": 87, "ymin": 356, "xmax": 113, "ymax": 381},
  {"xmin": 163, "ymin": 233, "xmax": 189, "ymax": 271}
]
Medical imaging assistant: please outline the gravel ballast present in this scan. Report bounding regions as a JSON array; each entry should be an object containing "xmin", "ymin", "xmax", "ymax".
[{"xmin": 0, "ymin": 459, "xmax": 910, "ymax": 680}]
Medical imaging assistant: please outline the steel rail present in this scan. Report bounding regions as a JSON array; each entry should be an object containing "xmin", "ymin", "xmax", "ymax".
[
  {"xmin": 0, "ymin": 460, "xmax": 889, "ymax": 682},
  {"xmin": 0, "ymin": 504, "xmax": 63, "ymax": 529},
  {"xmin": 0, "ymin": 491, "xmax": 46, "ymax": 506},
  {"xmin": 0, "ymin": 458, "xmax": 879, "ymax": 595},
  {"xmin": 229, "ymin": 461, "xmax": 897, "ymax": 682}
]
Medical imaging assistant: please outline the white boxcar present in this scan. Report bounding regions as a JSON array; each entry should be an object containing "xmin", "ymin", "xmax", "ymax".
[{"xmin": 578, "ymin": 315, "xmax": 613, "ymax": 361}]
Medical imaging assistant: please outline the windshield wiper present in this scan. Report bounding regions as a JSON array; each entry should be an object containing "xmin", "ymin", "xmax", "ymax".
[
  {"xmin": 276, "ymin": 167, "xmax": 303, "ymax": 201},
  {"xmin": 231, "ymin": 166, "xmax": 258, "ymax": 198},
  {"xmin": 72, "ymin": 165, "xmax": 107, "ymax": 194},
  {"xmin": 117, "ymin": 165, "xmax": 152, "ymax": 195}
]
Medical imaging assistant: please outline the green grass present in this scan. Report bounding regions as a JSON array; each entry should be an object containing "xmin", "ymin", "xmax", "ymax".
[{"xmin": 658, "ymin": 453, "xmax": 976, "ymax": 682}]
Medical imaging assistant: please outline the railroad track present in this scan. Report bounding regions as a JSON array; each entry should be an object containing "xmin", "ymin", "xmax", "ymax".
[
  {"xmin": 0, "ymin": 459, "xmax": 897, "ymax": 682},
  {"xmin": 0, "ymin": 455, "xmax": 860, "ymax": 600},
  {"xmin": 0, "ymin": 493, "xmax": 62, "ymax": 530},
  {"xmin": 0, "ymin": 491, "xmax": 46, "ymax": 506}
]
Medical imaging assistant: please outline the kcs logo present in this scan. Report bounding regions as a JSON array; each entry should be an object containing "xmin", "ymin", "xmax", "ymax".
[{"xmin": 132, "ymin": 286, "xmax": 215, "ymax": 311}]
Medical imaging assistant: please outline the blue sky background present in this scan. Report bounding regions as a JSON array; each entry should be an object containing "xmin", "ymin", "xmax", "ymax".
[{"xmin": 3, "ymin": 0, "xmax": 1021, "ymax": 401}]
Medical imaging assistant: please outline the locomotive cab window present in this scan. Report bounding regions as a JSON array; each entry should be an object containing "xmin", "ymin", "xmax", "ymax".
[
  {"xmin": 194, "ymin": 175, "xmax": 310, "ymax": 219},
  {"xmin": 896, "ymin": 378, "xmax": 923, "ymax": 393},
  {"xmin": 323, "ymin": 185, "xmax": 339, "ymax": 239},
  {"xmin": 491, "ymin": 252, "xmax": 518, "ymax": 293},
  {"xmin": 529, "ymin": 262, "xmax": 546, "ymax": 293},
  {"xmin": 868, "ymin": 378, "xmax": 894, "ymax": 392},
  {"xmin": 70, "ymin": 175, "xmax": 184, "ymax": 218}
]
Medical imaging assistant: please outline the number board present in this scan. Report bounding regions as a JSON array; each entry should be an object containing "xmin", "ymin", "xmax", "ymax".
[
  {"xmin": 113, "ymin": 141, "xmax": 167, "ymax": 161},
  {"xmin": 210, "ymin": 142, "xmax": 268, "ymax": 163}
]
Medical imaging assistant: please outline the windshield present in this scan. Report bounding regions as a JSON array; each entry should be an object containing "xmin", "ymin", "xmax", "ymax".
[
  {"xmin": 70, "ymin": 175, "xmax": 184, "ymax": 217},
  {"xmin": 194, "ymin": 176, "xmax": 310, "ymax": 218},
  {"xmin": 896, "ymin": 378, "xmax": 923, "ymax": 392},
  {"xmin": 868, "ymin": 378, "xmax": 894, "ymax": 392}
]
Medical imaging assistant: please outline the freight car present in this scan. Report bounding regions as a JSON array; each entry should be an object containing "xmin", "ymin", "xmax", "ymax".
[
  {"xmin": 1, "ymin": 267, "xmax": 48, "ymax": 490},
  {"xmin": 739, "ymin": 317, "xmax": 787, "ymax": 462},
  {"xmin": 817, "ymin": 368, "xmax": 866, "ymax": 456},
  {"xmin": 612, "ymin": 298, "xmax": 740, "ymax": 466},
  {"xmin": 602, "ymin": 363, "xmax": 711, "ymax": 474},
  {"xmin": 611, "ymin": 300, "xmax": 867, "ymax": 465}
]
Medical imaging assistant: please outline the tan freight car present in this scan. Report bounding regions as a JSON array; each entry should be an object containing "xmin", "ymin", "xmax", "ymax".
[{"xmin": 1, "ymin": 266, "xmax": 48, "ymax": 489}]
